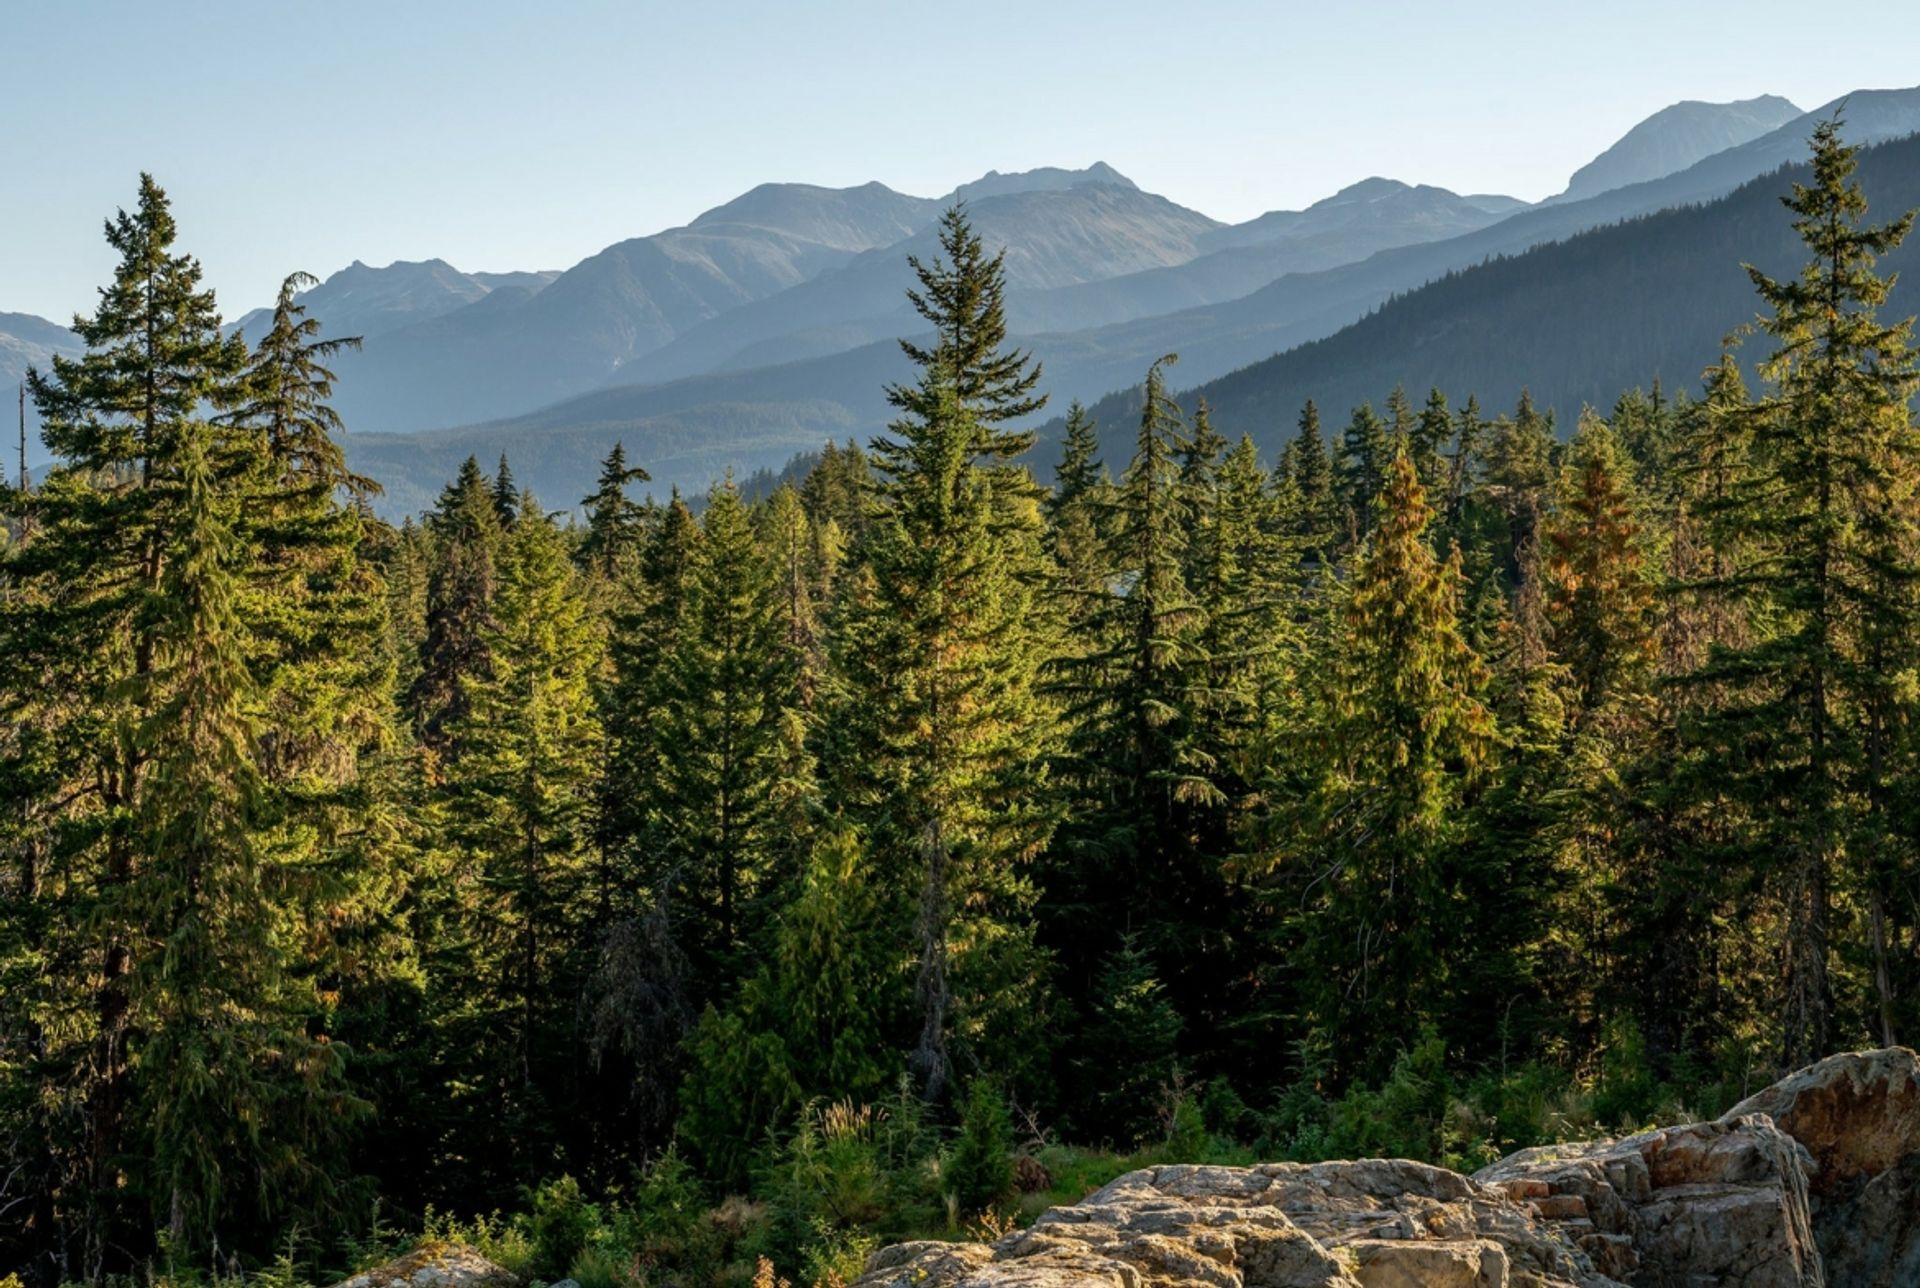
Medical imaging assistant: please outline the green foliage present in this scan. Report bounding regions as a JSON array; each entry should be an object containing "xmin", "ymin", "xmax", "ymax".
[
  {"xmin": 1070, "ymin": 938, "xmax": 1182, "ymax": 1145},
  {"xmin": 527, "ymin": 1176, "xmax": 599, "ymax": 1280},
  {"xmin": 944, "ymin": 1081, "xmax": 1014, "ymax": 1215},
  {"xmin": 10, "ymin": 129, "xmax": 1920, "ymax": 1282}
]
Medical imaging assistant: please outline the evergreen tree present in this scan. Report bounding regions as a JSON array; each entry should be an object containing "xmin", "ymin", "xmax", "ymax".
[
  {"xmin": 1049, "ymin": 359, "xmax": 1219, "ymax": 1019},
  {"xmin": 1262, "ymin": 451, "xmax": 1495, "ymax": 1075},
  {"xmin": 1337, "ymin": 401, "xmax": 1390, "ymax": 537},
  {"xmin": 442, "ymin": 493, "xmax": 602, "ymax": 1174},
  {"xmin": 492, "ymin": 453, "xmax": 519, "ymax": 527},
  {"xmin": 577, "ymin": 441, "xmax": 652, "ymax": 580},
  {"xmin": 1407, "ymin": 386, "xmax": 1447, "ymax": 479},
  {"xmin": 0, "ymin": 176, "xmax": 373, "ymax": 1266},
  {"xmin": 679, "ymin": 828, "xmax": 898, "ymax": 1188},
  {"xmin": 1543, "ymin": 414, "xmax": 1658, "ymax": 720},
  {"xmin": 887, "ymin": 204, "xmax": 1046, "ymax": 437},
  {"xmin": 409, "ymin": 457, "xmax": 503, "ymax": 760},
  {"xmin": 831, "ymin": 335, "xmax": 1055, "ymax": 1106},
  {"xmin": 130, "ymin": 424, "xmax": 364, "ymax": 1252},
  {"xmin": 1070, "ymin": 936, "xmax": 1183, "ymax": 1145},
  {"xmin": 1046, "ymin": 400, "xmax": 1109, "ymax": 610},
  {"xmin": 649, "ymin": 479, "xmax": 795, "ymax": 984},
  {"xmin": 1280, "ymin": 399, "xmax": 1337, "ymax": 558},
  {"xmin": 1682, "ymin": 118, "xmax": 1920, "ymax": 1063}
]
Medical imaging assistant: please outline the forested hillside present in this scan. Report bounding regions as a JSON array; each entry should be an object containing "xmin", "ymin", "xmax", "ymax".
[
  {"xmin": 1069, "ymin": 130, "xmax": 1920, "ymax": 458},
  {"xmin": 3, "ymin": 121, "xmax": 1919, "ymax": 1288}
]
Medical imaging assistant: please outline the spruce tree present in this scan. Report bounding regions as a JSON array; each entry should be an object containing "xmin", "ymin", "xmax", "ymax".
[
  {"xmin": 1338, "ymin": 401, "xmax": 1390, "ymax": 538},
  {"xmin": 1262, "ymin": 451, "xmax": 1495, "ymax": 1075},
  {"xmin": 0, "ymin": 176, "xmax": 386, "ymax": 1265},
  {"xmin": 1048, "ymin": 359, "xmax": 1221, "ymax": 1021},
  {"xmin": 831, "ymin": 311, "xmax": 1056, "ymax": 1106},
  {"xmin": 1046, "ymin": 400, "xmax": 1109, "ymax": 612},
  {"xmin": 649, "ymin": 479, "xmax": 795, "ymax": 984},
  {"xmin": 1683, "ymin": 118, "xmax": 1920, "ymax": 1063},
  {"xmin": 1280, "ymin": 400, "xmax": 1337, "ymax": 559},
  {"xmin": 577, "ymin": 441, "xmax": 651, "ymax": 580},
  {"xmin": 130, "ymin": 423, "xmax": 364, "ymax": 1252},
  {"xmin": 443, "ymin": 493, "xmax": 602, "ymax": 1173},
  {"xmin": 1536, "ymin": 414, "xmax": 1659, "ymax": 720},
  {"xmin": 409, "ymin": 456, "xmax": 503, "ymax": 759}
]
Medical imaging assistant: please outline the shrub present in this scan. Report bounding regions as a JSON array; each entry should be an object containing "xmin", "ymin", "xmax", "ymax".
[
  {"xmin": 945, "ymin": 1080, "xmax": 1014, "ymax": 1214},
  {"xmin": 528, "ymin": 1175, "xmax": 599, "ymax": 1280}
]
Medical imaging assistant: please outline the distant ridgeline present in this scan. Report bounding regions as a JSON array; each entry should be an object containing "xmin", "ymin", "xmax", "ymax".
[{"xmin": 1048, "ymin": 128, "xmax": 1920, "ymax": 462}]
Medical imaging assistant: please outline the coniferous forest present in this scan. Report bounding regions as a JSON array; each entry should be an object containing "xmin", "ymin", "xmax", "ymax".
[{"xmin": 3, "ymin": 121, "xmax": 1919, "ymax": 1286}]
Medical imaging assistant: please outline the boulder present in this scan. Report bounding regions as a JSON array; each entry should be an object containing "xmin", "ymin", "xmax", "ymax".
[
  {"xmin": 852, "ymin": 1048, "xmax": 1920, "ymax": 1287},
  {"xmin": 1722, "ymin": 1047, "xmax": 1920, "ymax": 1287},
  {"xmin": 1475, "ymin": 1117, "xmax": 1821, "ymax": 1288},
  {"xmin": 854, "ymin": 1159, "xmax": 1617, "ymax": 1288},
  {"xmin": 331, "ymin": 1244, "xmax": 518, "ymax": 1288}
]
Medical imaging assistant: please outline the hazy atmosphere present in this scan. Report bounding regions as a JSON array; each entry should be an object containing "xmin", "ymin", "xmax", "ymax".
[
  {"xmin": 5, "ymin": 0, "xmax": 1915, "ymax": 318},
  {"xmin": 9, "ymin": 6, "xmax": 1920, "ymax": 1288}
]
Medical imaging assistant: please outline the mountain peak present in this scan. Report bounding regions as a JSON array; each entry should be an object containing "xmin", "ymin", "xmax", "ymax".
[
  {"xmin": 1562, "ymin": 94, "xmax": 1804, "ymax": 200},
  {"xmin": 948, "ymin": 162, "xmax": 1138, "ymax": 205},
  {"xmin": 1321, "ymin": 176, "xmax": 1413, "ymax": 203}
]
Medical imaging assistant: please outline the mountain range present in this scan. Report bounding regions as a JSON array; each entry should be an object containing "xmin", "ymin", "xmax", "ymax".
[{"xmin": 8, "ymin": 86, "xmax": 1920, "ymax": 512}]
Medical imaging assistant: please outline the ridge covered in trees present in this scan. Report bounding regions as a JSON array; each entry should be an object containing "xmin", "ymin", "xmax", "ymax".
[{"xmin": 3, "ymin": 121, "xmax": 1919, "ymax": 1288}]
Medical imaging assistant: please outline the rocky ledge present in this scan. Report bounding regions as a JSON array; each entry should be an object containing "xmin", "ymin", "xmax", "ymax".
[{"xmin": 855, "ymin": 1047, "xmax": 1920, "ymax": 1288}]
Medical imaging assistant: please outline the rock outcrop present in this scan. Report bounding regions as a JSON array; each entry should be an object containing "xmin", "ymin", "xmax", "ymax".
[
  {"xmin": 1475, "ymin": 1117, "xmax": 1819, "ymax": 1286},
  {"xmin": 1721, "ymin": 1047, "xmax": 1920, "ymax": 1287},
  {"xmin": 856, "ymin": 1048, "xmax": 1920, "ymax": 1288},
  {"xmin": 332, "ymin": 1244, "xmax": 519, "ymax": 1288},
  {"xmin": 856, "ymin": 1159, "xmax": 1617, "ymax": 1288}
]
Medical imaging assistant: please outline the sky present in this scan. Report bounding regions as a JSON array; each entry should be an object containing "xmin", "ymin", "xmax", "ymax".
[{"xmin": 4, "ymin": 0, "xmax": 1917, "ymax": 322}]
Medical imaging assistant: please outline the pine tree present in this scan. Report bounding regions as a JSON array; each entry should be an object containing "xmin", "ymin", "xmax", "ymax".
[
  {"xmin": 1262, "ymin": 451, "xmax": 1495, "ymax": 1075},
  {"xmin": 1682, "ymin": 118, "xmax": 1920, "ymax": 1063},
  {"xmin": 831, "ymin": 234, "xmax": 1057, "ymax": 1101},
  {"xmin": 577, "ymin": 441, "xmax": 651, "ymax": 580},
  {"xmin": 648, "ymin": 479, "xmax": 795, "ymax": 984},
  {"xmin": 443, "ymin": 493, "xmax": 602, "ymax": 1173}
]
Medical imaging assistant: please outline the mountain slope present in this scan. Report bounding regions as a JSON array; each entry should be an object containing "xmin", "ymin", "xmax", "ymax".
[
  {"xmin": 228, "ymin": 259, "xmax": 560, "ymax": 341},
  {"xmin": 614, "ymin": 180, "xmax": 1222, "ymax": 385},
  {"xmin": 1011, "ymin": 178, "xmax": 1529, "ymax": 332},
  {"xmin": 1070, "ymin": 129, "xmax": 1920, "ymax": 463},
  {"xmin": 987, "ymin": 85, "xmax": 1920, "ymax": 409},
  {"xmin": 3, "ymin": 311, "xmax": 83, "ymax": 470},
  {"xmin": 1560, "ymin": 95, "xmax": 1803, "ymax": 200},
  {"xmin": 1, "ymin": 311, "xmax": 80, "ymax": 388},
  {"xmin": 322, "ymin": 180, "xmax": 940, "ymax": 433}
]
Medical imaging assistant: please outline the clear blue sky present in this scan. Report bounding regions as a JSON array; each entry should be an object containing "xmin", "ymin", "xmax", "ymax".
[{"xmin": 5, "ymin": 0, "xmax": 1916, "ymax": 321}]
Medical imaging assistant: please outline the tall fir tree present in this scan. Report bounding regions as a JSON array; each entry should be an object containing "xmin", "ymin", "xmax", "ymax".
[
  {"xmin": 442, "ymin": 493, "xmax": 603, "ymax": 1177},
  {"xmin": 1682, "ymin": 118, "xmax": 1920, "ymax": 1063},
  {"xmin": 1260, "ymin": 450, "xmax": 1495, "ymax": 1075},
  {"xmin": 831, "ymin": 209, "xmax": 1058, "ymax": 1103},
  {"xmin": 648, "ymin": 479, "xmax": 796, "ymax": 985},
  {"xmin": 576, "ymin": 441, "xmax": 652, "ymax": 581}
]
